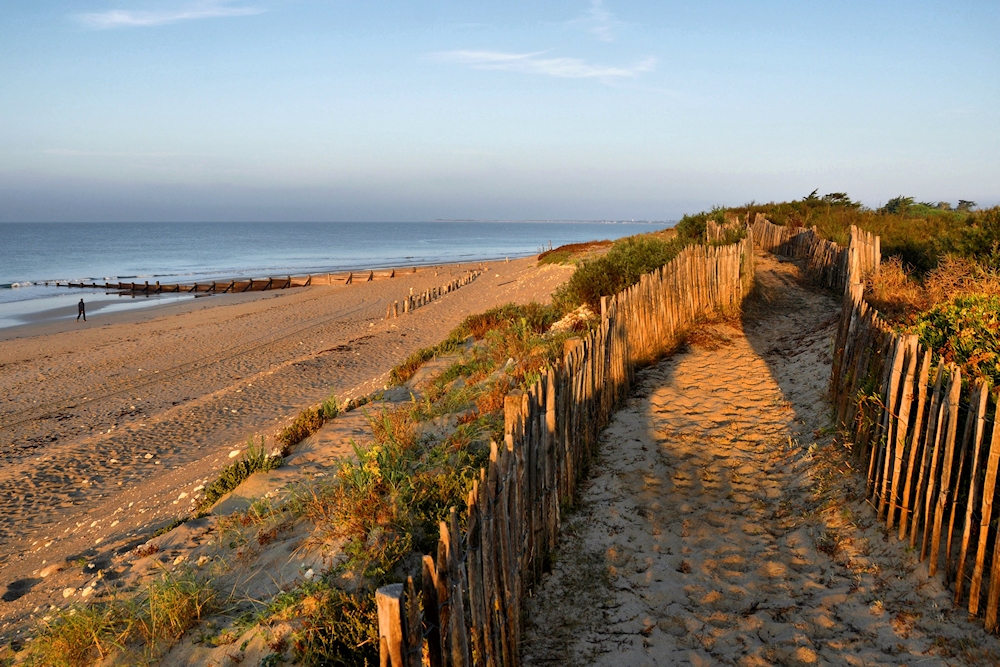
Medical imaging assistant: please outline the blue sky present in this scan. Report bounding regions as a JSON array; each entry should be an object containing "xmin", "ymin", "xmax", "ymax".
[{"xmin": 1, "ymin": 1, "xmax": 998, "ymax": 221}]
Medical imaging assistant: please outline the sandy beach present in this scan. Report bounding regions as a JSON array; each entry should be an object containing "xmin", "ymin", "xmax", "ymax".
[{"xmin": 0, "ymin": 256, "xmax": 572, "ymax": 639}]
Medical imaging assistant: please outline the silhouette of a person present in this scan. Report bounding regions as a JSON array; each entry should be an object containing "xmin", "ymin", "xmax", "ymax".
[{"xmin": 77, "ymin": 298, "xmax": 86, "ymax": 322}]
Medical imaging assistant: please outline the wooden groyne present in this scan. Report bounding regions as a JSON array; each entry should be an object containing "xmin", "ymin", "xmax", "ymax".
[
  {"xmin": 48, "ymin": 266, "xmax": 471, "ymax": 295},
  {"xmin": 375, "ymin": 237, "xmax": 756, "ymax": 666},
  {"xmin": 384, "ymin": 270, "xmax": 484, "ymax": 319}
]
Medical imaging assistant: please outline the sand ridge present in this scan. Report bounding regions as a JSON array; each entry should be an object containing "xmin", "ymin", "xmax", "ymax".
[
  {"xmin": 0, "ymin": 257, "xmax": 572, "ymax": 641},
  {"xmin": 523, "ymin": 255, "xmax": 1000, "ymax": 666}
]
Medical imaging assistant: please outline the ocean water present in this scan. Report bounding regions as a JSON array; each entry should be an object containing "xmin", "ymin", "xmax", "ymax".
[{"xmin": 0, "ymin": 221, "xmax": 670, "ymax": 329}]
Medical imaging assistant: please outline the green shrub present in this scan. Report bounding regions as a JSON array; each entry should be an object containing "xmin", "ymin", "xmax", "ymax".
[
  {"xmin": 674, "ymin": 206, "xmax": 727, "ymax": 242},
  {"xmin": 267, "ymin": 581, "xmax": 379, "ymax": 667},
  {"xmin": 708, "ymin": 225, "xmax": 748, "ymax": 247},
  {"xmin": 552, "ymin": 234, "xmax": 686, "ymax": 312},
  {"xmin": 913, "ymin": 294, "xmax": 1000, "ymax": 386},
  {"xmin": 945, "ymin": 206, "xmax": 1000, "ymax": 270},
  {"xmin": 197, "ymin": 436, "xmax": 283, "ymax": 512}
]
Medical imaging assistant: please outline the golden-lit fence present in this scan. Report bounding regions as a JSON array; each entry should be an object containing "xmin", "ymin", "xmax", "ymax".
[
  {"xmin": 375, "ymin": 238, "xmax": 756, "ymax": 667},
  {"xmin": 832, "ymin": 255, "xmax": 1000, "ymax": 632},
  {"xmin": 749, "ymin": 214, "xmax": 877, "ymax": 292},
  {"xmin": 755, "ymin": 215, "xmax": 1000, "ymax": 634}
]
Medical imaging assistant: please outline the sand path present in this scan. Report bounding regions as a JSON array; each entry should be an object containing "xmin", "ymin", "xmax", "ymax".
[
  {"xmin": 0, "ymin": 257, "xmax": 571, "ymax": 640},
  {"xmin": 523, "ymin": 255, "xmax": 1000, "ymax": 666}
]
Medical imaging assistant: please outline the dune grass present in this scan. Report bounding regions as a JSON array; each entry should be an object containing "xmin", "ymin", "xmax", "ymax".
[
  {"xmin": 389, "ymin": 302, "xmax": 562, "ymax": 386},
  {"xmin": 25, "ymin": 570, "xmax": 219, "ymax": 667},
  {"xmin": 275, "ymin": 393, "xmax": 340, "ymax": 454},
  {"xmin": 694, "ymin": 191, "xmax": 1000, "ymax": 273},
  {"xmin": 196, "ymin": 435, "xmax": 283, "ymax": 512}
]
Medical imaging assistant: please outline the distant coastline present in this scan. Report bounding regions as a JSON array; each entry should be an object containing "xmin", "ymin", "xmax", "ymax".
[
  {"xmin": 433, "ymin": 219, "xmax": 673, "ymax": 224},
  {"xmin": 0, "ymin": 220, "xmax": 672, "ymax": 329}
]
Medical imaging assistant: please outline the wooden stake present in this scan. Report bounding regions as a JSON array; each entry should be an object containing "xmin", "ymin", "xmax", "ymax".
[
  {"xmin": 899, "ymin": 348, "xmax": 931, "ymax": 541},
  {"xmin": 979, "ymin": 396, "xmax": 1000, "ymax": 625},
  {"xmin": 376, "ymin": 584, "xmax": 406, "ymax": 667},
  {"xmin": 929, "ymin": 367, "xmax": 961, "ymax": 577},
  {"xmin": 955, "ymin": 381, "xmax": 989, "ymax": 605}
]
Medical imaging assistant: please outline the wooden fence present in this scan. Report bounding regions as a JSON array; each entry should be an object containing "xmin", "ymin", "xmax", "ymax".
[
  {"xmin": 748, "ymin": 214, "xmax": 878, "ymax": 292},
  {"xmin": 387, "ymin": 271, "xmax": 483, "ymax": 320},
  {"xmin": 831, "ymin": 257, "xmax": 1000, "ymax": 632},
  {"xmin": 751, "ymin": 215, "xmax": 1000, "ymax": 634},
  {"xmin": 375, "ymin": 237, "xmax": 756, "ymax": 666}
]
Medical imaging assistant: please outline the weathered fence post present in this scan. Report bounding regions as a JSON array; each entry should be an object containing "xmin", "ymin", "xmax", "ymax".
[{"xmin": 376, "ymin": 584, "xmax": 406, "ymax": 667}]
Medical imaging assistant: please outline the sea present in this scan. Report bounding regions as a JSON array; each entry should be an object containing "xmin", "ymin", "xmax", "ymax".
[{"xmin": 0, "ymin": 221, "xmax": 672, "ymax": 330}]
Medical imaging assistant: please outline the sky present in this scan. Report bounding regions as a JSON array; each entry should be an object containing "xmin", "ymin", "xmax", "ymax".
[{"xmin": 1, "ymin": 0, "xmax": 998, "ymax": 222}]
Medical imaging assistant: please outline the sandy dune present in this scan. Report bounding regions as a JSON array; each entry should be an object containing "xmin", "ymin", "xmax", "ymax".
[
  {"xmin": 523, "ymin": 255, "xmax": 1000, "ymax": 666},
  {"xmin": 0, "ymin": 256, "xmax": 571, "ymax": 641}
]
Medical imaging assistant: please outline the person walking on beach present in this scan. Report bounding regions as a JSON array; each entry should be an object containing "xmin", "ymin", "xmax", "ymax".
[{"xmin": 77, "ymin": 298, "xmax": 86, "ymax": 322}]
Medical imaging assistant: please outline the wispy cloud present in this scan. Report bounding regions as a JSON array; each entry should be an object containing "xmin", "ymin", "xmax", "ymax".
[
  {"xmin": 567, "ymin": 0, "xmax": 622, "ymax": 42},
  {"xmin": 45, "ymin": 149, "xmax": 189, "ymax": 157},
  {"xmin": 433, "ymin": 50, "xmax": 656, "ymax": 81},
  {"xmin": 77, "ymin": 1, "xmax": 263, "ymax": 29}
]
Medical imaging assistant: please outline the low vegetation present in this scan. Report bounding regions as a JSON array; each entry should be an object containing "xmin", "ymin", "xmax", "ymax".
[
  {"xmin": 695, "ymin": 190, "xmax": 999, "ymax": 273},
  {"xmin": 390, "ymin": 302, "xmax": 562, "ymax": 385},
  {"xmin": 536, "ymin": 240, "xmax": 612, "ymax": 265},
  {"xmin": 551, "ymin": 234, "xmax": 689, "ymax": 313},
  {"xmin": 686, "ymin": 192, "xmax": 1000, "ymax": 388},
  {"xmin": 196, "ymin": 436, "xmax": 283, "ymax": 512},
  {"xmin": 275, "ymin": 394, "xmax": 340, "ymax": 453},
  {"xmin": 267, "ymin": 580, "xmax": 379, "ymax": 667},
  {"xmin": 913, "ymin": 295, "xmax": 1000, "ymax": 387},
  {"xmin": 25, "ymin": 570, "xmax": 219, "ymax": 667}
]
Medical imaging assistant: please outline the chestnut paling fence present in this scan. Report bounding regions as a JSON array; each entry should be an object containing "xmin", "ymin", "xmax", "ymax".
[
  {"xmin": 751, "ymin": 216, "xmax": 1000, "ymax": 633},
  {"xmin": 375, "ymin": 237, "xmax": 756, "ymax": 667},
  {"xmin": 377, "ymin": 214, "xmax": 1000, "ymax": 662}
]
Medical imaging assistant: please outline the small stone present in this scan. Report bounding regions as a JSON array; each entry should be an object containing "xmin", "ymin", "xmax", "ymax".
[
  {"xmin": 39, "ymin": 564, "xmax": 64, "ymax": 578},
  {"xmin": 62, "ymin": 588, "xmax": 75, "ymax": 598}
]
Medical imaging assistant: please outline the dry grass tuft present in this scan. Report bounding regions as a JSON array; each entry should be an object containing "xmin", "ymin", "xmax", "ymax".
[
  {"xmin": 867, "ymin": 254, "xmax": 1000, "ymax": 326},
  {"xmin": 25, "ymin": 570, "xmax": 219, "ymax": 667}
]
